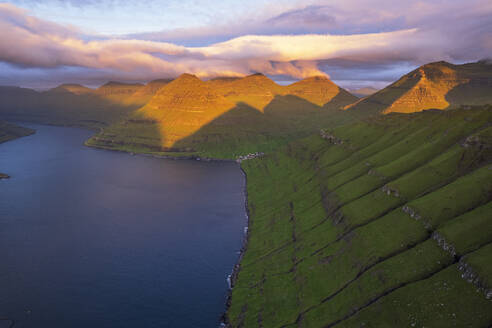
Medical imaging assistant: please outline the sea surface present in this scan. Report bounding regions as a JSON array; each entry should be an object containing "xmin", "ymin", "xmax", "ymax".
[{"xmin": 0, "ymin": 124, "xmax": 246, "ymax": 328}]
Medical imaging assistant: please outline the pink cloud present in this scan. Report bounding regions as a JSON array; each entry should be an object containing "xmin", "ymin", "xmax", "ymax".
[{"xmin": 0, "ymin": 1, "xmax": 491, "ymax": 87}]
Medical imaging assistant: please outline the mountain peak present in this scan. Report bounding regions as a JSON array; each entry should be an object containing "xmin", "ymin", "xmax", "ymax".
[
  {"xmin": 303, "ymin": 75, "xmax": 330, "ymax": 81},
  {"xmin": 425, "ymin": 60, "xmax": 453, "ymax": 67},
  {"xmin": 293, "ymin": 75, "xmax": 333, "ymax": 85},
  {"xmin": 243, "ymin": 73, "xmax": 274, "ymax": 82},
  {"xmin": 175, "ymin": 73, "xmax": 201, "ymax": 82},
  {"xmin": 101, "ymin": 81, "xmax": 142, "ymax": 87},
  {"xmin": 286, "ymin": 75, "xmax": 357, "ymax": 107},
  {"xmin": 346, "ymin": 60, "xmax": 492, "ymax": 114},
  {"xmin": 57, "ymin": 83, "xmax": 85, "ymax": 88},
  {"xmin": 147, "ymin": 78, "xmax": 173, "ymax": 85},
  {"xmin": 50, "ymin": 83, "xmax": 93, "ymax": 94},
  {"xmin": 96, "ymin": 81, "xmax": 144, "ymax": 97}
]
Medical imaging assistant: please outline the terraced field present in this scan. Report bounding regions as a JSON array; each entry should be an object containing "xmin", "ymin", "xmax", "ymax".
[
  {"xmin": 85, "ymin": 74, "xmax": 362, "ymax": 159},
  {"xmin": 226, "ymin": 106, "xmax": 492, "ymax": 327}
]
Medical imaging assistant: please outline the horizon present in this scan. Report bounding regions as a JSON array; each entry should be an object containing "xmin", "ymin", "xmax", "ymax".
[
  {"xmin": 0, "ymin": 0, "xmax": 491, "ymax": 90},
  {"xmin": 0, "ymin": 70, "xmax": 383, "ymax": 91},
  {"xmin": 3, "ymin": 59, "xmax": 490, "ymax": 93}
]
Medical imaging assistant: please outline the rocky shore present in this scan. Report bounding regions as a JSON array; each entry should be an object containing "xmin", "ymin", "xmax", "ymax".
[
  {"xmin": 220, "ymin": 165, "xmax": 251, "ymax": 327},
  {"xmin": 235, "ymin": 152, "xmax": 264, "ymax": 163}
]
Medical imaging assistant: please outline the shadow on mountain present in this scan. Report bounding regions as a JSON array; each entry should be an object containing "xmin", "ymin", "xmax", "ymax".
[
  {"xmin": 0, "ymin": 86, "xmax": 140, "ymax": 129},
  {"xmin": 445, "ymin": 77, "xmax": 492, "ymax": 108},
  {"xmin": 348, "ymin": 61, "xmax": 492, "ymax": 114},
  {"xmin": 444, "ymin": 61, "xmax": 492, "ymax": 108},
  {"xmin": 171, "ymin": 95, "xmax": 352, "ymax": 157},
  {"xmin": 323, "ymin": 90, "xmax": 361, "ymax": 109},
  {"xmin": 86, "ymin": 115, "xmax": 169, "ymax": 153},
  {"xmin": 345, "ymin": 71, "xmax": 420, "ymax": 113},
  {"xmin": 263, "ymin": 94, "xmax": 321, "ymax": 116}
]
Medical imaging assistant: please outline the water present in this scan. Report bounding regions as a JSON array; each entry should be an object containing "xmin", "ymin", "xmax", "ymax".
[{"xmin": 0, "ymin": 124, "xmax": 246, "ymax": 328}]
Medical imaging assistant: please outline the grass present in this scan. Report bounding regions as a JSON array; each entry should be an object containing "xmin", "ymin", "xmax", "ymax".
[
  {"xmin": 226, "ymin": 105, "xmax": 492, "ymax": 328},
  {"xmin": 2, "ymin": 73, "xmax": 491, "ymax": 327},
  {"xmin": 86, "ymin": 74, "xmax": 364, "ymax": 159},
  {"xmin": 86, "ymin": 105, "xmax": 365, "ymax": 160}
]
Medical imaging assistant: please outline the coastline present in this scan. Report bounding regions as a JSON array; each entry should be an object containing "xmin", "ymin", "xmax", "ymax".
[
  {"xmin": 220, "ymin": 164, "xmax": 251, "ymax": 327},
  {"xmin": 84, "ymin": 140, "xmax": 236, "ymax": 163},
  {"xmin": 84, "ymin": 136, "xmax": 251, "ymax": 328},
  {"xmin": 85, "ymin": 136, "xmax": 252, "ymax": 327},
  {"xmin": 7, "ymin": 121, "xmax": 253, "ymax": 326},
  {"xmin": 0, "ymin": 121, "xmax": 36, "ymax": 179}
]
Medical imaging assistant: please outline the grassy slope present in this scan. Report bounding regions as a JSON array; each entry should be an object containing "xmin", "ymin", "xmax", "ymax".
[
  {"xmin": 85, "ymin": 104, "xmax": 363, "ymax": 159},
  {"xmin": 0, "ymin": 120, "xmax": 35, "ymax": 177},
  {"xmin": 346, "ymin": 61, "xmax": 492, "ymax": 115},
  {"xmin": 227, "ymin": 106, "xmax": 492, "ymax": 327},
  {"xmin": 86, "ymin": 74, "xmax": 362, "ymax": 159}
]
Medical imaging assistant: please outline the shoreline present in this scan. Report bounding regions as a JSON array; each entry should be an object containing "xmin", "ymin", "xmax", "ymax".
[
  {"xmin": 82, "ymin": 135, "xmax": 250, "ymax": 327},
  {"xmin": 7, "ymin": 120, "xmax": 251, "ymax": 326},
  {"xmin": 84, "ymin": 141, "xmax": 237, "ymax": 163},
  {"xmin": 86, "ymin": 138, "xmax": 252, "ymax": 327},
  {"xmin": 220, "ymin": 165, "xmax": 251, "ymax": 327}
]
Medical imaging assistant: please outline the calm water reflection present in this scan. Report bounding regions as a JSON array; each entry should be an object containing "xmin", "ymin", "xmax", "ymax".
[{"xmin": 0, "ymin": 124, "xmax": 245, "ymax": 328}]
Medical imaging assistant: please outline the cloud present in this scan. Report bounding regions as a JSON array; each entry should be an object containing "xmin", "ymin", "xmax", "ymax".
[
  {"xmin": 267, "ymin": 5, "xmax": 336, "ymax": 28},
  {"xmin": 0, "ymin": 1, "xmax": 491, "ymax": 88},
  {"xmin": 11, "ymin": 0, "xmax": 145, "ymax": 8}
]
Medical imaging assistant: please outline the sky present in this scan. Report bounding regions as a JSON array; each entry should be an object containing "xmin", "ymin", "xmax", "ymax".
[{"xmin": 0, "ymin": 0, "xmax": 491, "ymax": 90}]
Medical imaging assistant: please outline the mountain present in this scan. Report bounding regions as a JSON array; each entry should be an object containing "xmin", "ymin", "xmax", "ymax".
[
  {"xmin": 285, "ymin": 75, "xmax": 357, "ymax": 107},
  {"xmin": 95, "ymin": 81, "xmax": 146, "ymax": 106},
  {"xmin": 212, "ymin": 73, "xmax": 284, "ymax": 110},
  {"xmin": 87, "ymin": 73, "xmax": 360, "ymax": 158},
  {"xmin": 0, "ymin": 84, "xmax": 138, "ymax": 129},
  {"xmin": 96, "ymin": 81, "xmax": 144, "ymax": 96},
  {"xmin": 351, "ymin": 87, "xmax": 379, "ymax": 98},
  {"xmin": 205, "ymin": 76, "xmax": 242, "ymax": 89},
  {"xmin": 207, "ymin": 73, "xmax": 358, "ymax": 109},
  {"xmin": 133, "ymin": 79, "xmax": 172, "ymax": 96},
  {"xmin": 0, "ymin": 79, "xmax": 173, "ymax": 128},
  {"xmin": 346, "ymin": 61, "xmax": 492, "ymax": 114},
  {"xmin": 49, "ymin": 84, "xmax": 93, "ymax": 95},
  {"xmin": 134, "ymin": 73, "xmax": 236, "ymax": 148}
]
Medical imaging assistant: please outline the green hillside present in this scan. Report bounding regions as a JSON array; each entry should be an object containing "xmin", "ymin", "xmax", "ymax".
[
  {"xmin": 226, "ymin": 105, "xmax": 492, "ymax": 327},
  {"xmin": 86, "ymin": 74, "xmax": 361, "ymax": 159}
]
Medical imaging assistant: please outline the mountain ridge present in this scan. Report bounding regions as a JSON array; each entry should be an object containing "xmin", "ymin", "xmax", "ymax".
[
  {"xmin": 346, "ymin": 61, "xmax": 492, "ymax": 114},
  {"xmin": 86, "ymin": 73, "xmax": 360, "ymax": 155}
]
